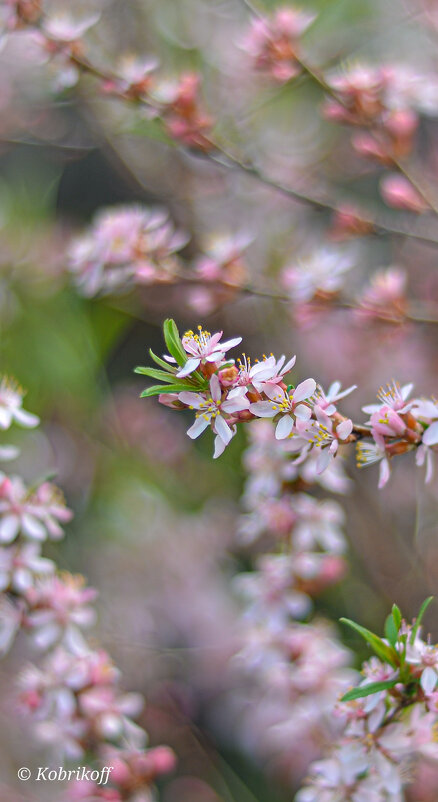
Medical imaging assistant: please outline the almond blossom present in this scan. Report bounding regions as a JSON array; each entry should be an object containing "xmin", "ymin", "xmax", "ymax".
[
  {"xmin": 249, "ymin": 379, "xmax": 317, "ymax": 439},
  {"xmin": 178, "ymin": 374, "xmax": 249, "ymax": 449},
  {"xmin": 177, "ymin": 326, "xmax": 242, "ymax": 378}
]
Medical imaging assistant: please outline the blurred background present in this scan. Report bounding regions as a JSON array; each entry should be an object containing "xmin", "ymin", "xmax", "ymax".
[{"xmin": 0, "ymin": 0, "xmax": 438, "ymax": 799}]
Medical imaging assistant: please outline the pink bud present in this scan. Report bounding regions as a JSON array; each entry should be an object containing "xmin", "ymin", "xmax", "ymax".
[{"xmin": 380, "ymin": 173, "xmax": 429, "ymax": 212}]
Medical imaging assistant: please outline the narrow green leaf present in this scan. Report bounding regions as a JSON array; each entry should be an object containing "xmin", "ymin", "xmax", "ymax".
[
  {"xmin": 341, "ymin": 679, "xmax": 398, "ymax": 702},
  {"xmin": 163, "ymin": 319, "xmax": 187, "ymax": 366},
  {"xmin": 134, "ymin": 367, "xmax": 180, "ymax": 383},
  {"xmin": 392, "ymin": 604, "xmax": 402, "ymax": 631},
  {"xmin": 340, "ymin": 618, "xmax": 398, "ymax": 667},
  {"xmin": 140, "ymin": 382, "xmax": 199, "ymax": 398},
  {"xmin": 149, "ymin": 349, "xmax": 177, "ymax": 372},
  {"xmin": 385, "ymin": 614, "xmax": 398, "ymax": 647},
  {"xmin": 410, "ymin": 597, "xmax": 434, "ymax": 644}
]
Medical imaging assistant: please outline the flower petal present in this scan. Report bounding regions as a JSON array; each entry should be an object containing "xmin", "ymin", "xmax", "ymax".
[
  {"xmin": 293, "ymin": 378, "xmax": 316, "ymax": 403},
  {"xmin": 275, "ymin": 415, "xmax": 293, "ymax": 440}
]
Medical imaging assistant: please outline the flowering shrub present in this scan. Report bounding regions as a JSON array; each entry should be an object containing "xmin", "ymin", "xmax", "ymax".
[
  {"xmin": 137, "ymin": 319, "xmax": 438, "ymax": 487},
  {"xmin": 1, "ymin": 0, "xmax": 438, "ymax": 800},
  {"xmin": 0, "ymin": 379, "xmax": 175, "ymax": 800}
]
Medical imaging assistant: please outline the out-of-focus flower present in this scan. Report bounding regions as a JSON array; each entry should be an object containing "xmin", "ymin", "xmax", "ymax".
[
  {"xmin": 194, "ymin": 232, "xmax": 251, "ymax": 286},
  {"xmin": 153, "ymin": 72, "xmax": 214, "ymax": 150},
  {"xmin": 241, "ymin": 7, "xmax": 316, "ymax": 83},
  {"xmin": 25, "ymin": 573, "xmax": 97, "ymax": 650},
  {"xmin": 68, "ymin": 205, "xmax": 188, "ymax": 297},
  {"xmin": 282, "ymin": 247, "xmax": 355, "ymax": 304},
  {"xmin": 0, "ymin": 377, "xmax": 39, "ymax": 430},
  {"xmin": 380, "ymin": 173, "xmax": 429, "ymax": 212},
  {"xmin": 329, "ymin": 204, "xmax": 375, "ymax": 241},
  {"xmin": 0, "ymin": 475, "xmax": 72, "ymax": 543},
  {"xmin": 356, "ymin": 267, "xmax": 407, "ymax": 323}
]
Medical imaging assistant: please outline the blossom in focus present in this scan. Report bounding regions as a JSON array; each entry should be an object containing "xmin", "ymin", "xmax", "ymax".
[
  {"xmin": 177, "ymin": 326, "xmax": 242, "ymax": 378},
  {"xmin": 242, "ymin": 7, "xmax": 316, "ymax": 83},
  {"xmin": 178, "ymin": 374, "xmax": 249, "ymax": 451},
  {"xmin": 250, "ymin": 379, "xmax": 316, "ymax": 439}
]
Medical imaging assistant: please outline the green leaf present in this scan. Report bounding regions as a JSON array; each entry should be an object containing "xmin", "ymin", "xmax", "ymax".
[
  {"xmin": 410, "ymin": 597, "xmax": 434, "ymax": 645},
  {"xmin": 341, "ymin": 678, "xmax": 398, "ymax": 702},
  {"xmin": 149, "ymin": 349, "xmax": 177, "ymax": 372},
  {"xmin": 140, "ymin": 383, "xmax": 198, "ymax": 398},
  {"xmin": 134, "ymin": 367, "xmax": 180, "ymax": 383},
  {"xmin": 340, "ymin": 618, "xmax": 399, "ymax": 667},
  {"xmin": 385, "ymin": 614, "xmax": 398, "ymax": 647},
  {"xmin": 163, "ymin": 319, "xmax": 187, "ymax": 367},
  {"xmin": 392, "ymin": 604, "xmax": 402, "ymax": 631}
]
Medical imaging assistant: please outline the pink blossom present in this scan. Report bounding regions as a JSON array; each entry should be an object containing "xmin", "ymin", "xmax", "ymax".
[
  {"xmin": 250, "ymin": 379, "xmax": 317, "ymax": 439},
  {"xmin": 242, "ymin": 7, "xmax": 316, "ymax": 83},
  {"xmin": 177, "ymin": 326, "xmax": 242, "ymax": 378},
  {"xmin": 178, "ymin": 374, "xmax": 249, "ymax": 452},
  {"xmin": 380, "ymin": 173, "xmax": 429, "ymax": 212}
]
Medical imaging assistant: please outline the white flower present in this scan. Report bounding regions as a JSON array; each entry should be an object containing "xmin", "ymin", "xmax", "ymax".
[
  {"xmin": 179, "ymin": 375, "xmax": 249, "ymax": 452},
  {"xmin": 177, "ymin": 327, "xmax": 242, "ymax": 378},
  {"xmin": 250, "ymin": 379, "xmax": 316, "ymax": 439},
  {"xmin": 362, "ymin": 381, "xmax": 413, "ymax": 415},
  {"xmin": 356, "ymin": 435, "xmax": 391, "ymax": 488},
  {"xmin": 0, "ymin": 377, "xmax": 39, "ymax": 430}
]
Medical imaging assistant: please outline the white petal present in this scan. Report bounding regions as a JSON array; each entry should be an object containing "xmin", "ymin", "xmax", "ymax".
[
  {"xmin": 337, "ymin": 419, "xmax": 353, "ymax": 440},
  {"xmin": 0, "ymin": 515, "xmax": 20, "ymax": 543},
  {"xmin": 295, "ymin": 404, "xmax": 312, "ymax": 420},
  {"xmin": 209, "ymin": 374, "xmax": 221, "ymax": 403},
  {"xmin": 220, "ymin": 337, "xmax": 242, "ymax": 351},
  {"xmin": 214, "ymin": 414, "xmax": 233, "ymax": 444},
  {"xmin": 423, "ymin": 421, "xmax": 438, "ymax": 446},
  {"xmin": 0, "ymin": 408, "xmax": 12, "ymax": 430},
  {"xmin": 178, "ymin": 391, "xmax": 204, "ymax": 408},
  {"xmin": 249, "ymin": 401, "xmax": 276, "ymax": 418},
  {"xmin": 378, "ymin": 458, "xmax": 391, "ymax": 488},
  {"xmin": 275, "ymin": 415, "xmax": 293, "ymax": 439},
  {"xmin": 22, "ymin": 514, "xmax": 47, "ymax": 541},
  {"xmin": 316, "ymin": 448, "xmax": 331, "ymax": 474},
  {"xmin": 187, "ymin": 416, "xmax": 210, "ymax": 439},
  {"xmin": 293, "ymin": 378, "xmax": 316, "ymax": 402},
  {"xmin": 176, "ymin": 357, "xmax": 201, "ymax": 378},
  {"xmin": 421, "ymin": 666, "xmax": 437, "ymax": 694},
  {"xmin": 13, "ymin": 409, "xmax": 40, "ymax": 428}
]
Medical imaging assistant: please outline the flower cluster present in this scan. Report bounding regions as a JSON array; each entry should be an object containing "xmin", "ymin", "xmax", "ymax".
[
  {"xmin": 358, "ymin": 382, "xmax": 438, "ymax": 486},
  {"xmin": 140, "ymin": 320, "xmax": 438, "ymax": 488},
  {"xmin": 68, "ymin": 205, "xmax": 189, "ymax": 297},
  {"xmin": 226, "ymin": 417, "xmax": 353, "ymax": 780},
  {"xmin": 241, "ymin": 6, "xmax": 316, "ymax": 83},
  {"xmin": 297, "ymin": 599, "xmax": 438, "ymax": 802},
  {"xmin": 322, "ymin": 64, "xmax": 438, "ymax": 211},
  {"xmin": 0, "ymin": 378, "xmax": 175, "ymax": 801}
]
